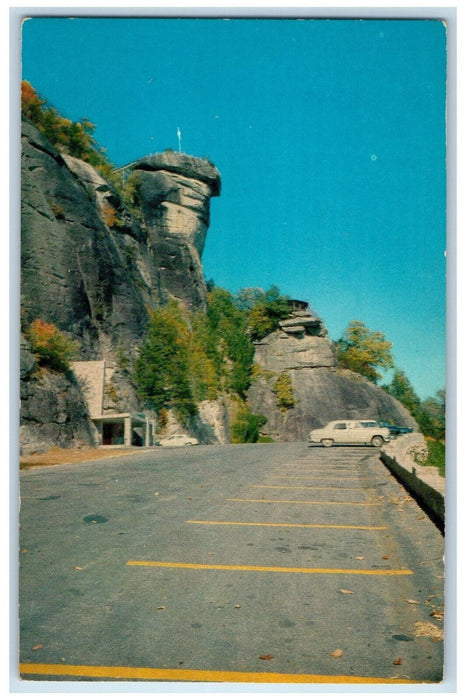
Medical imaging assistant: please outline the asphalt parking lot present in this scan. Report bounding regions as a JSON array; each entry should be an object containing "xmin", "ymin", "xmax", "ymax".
[{"xmin": 18, "ymin": 443, "xmax": 445, "ymax": 686}]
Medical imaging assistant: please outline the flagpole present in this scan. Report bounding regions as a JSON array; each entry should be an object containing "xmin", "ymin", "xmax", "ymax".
[{"xmin": 177, "ymin": 127, "xmax": 182, "ymax": 153}]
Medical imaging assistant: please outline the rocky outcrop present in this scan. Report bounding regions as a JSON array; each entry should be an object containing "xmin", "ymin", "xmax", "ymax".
[
  {"xmin": 20, "ymin": 337, "xmax": 98, "ymax": 455},
  {"xmin": 20, "ymin": 119, "xmax": 221, "ymax": 451},
  {"xmin": 127, "ymin": 152, "xmax": 221, "ymax": 311},
  {"xmin": 248, "ymin": 310, "xmax": 417, "ymax": 442},
  {"xmin": 21, "ymin": 118, "xmax": 156, "ymax": 358},
  {"xmin": 21, "ymin": 121, "xmax": 221, "ymax": 351}
]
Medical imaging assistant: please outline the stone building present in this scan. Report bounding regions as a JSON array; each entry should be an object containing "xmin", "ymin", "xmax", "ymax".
[{"xmin": 72, "ymin": 361, "xmax": 157, "ymax": 447}]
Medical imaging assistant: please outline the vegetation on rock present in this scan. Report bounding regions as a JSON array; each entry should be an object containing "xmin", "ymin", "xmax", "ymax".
[
  {"xmin": 26, "ymin": 319, "xmax": 78, "ymax": 373},
  {"xmin": 245, "ymin": 286, "xmax": 291, "ymax": 341},
  {"xmin": 21, "ymin": 81, "xmax": 124, "ymax": 192},
  {"xmin": 273, "ymin": 372, "xmax": 295, "ymax": 411}
]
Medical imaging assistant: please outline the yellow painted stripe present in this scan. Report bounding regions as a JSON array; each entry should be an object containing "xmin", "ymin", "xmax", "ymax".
[
  {"xmin": 253, "ymin": 485, "xmax": 373, "ymax": 491},
  {"xmin": 126, "ymin": 561, "xmax": 413, "ymax": 576},
  {"xmin": 187, "ymin": 520, "xmax": 386, "ymax": 531},
  {"xmin": 19, "ymin": 662, "xmax": 416, "ymax": 684},
  {"xmin": 268, "ymin": 475, "xmax": 361, "ymax": 480},
  {"xmin": 228, "ymin": 498, "xmax": 380, "ymax": 506}
]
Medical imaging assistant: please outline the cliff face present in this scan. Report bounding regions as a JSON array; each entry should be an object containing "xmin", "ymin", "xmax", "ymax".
[
  {"xmin": 127, "ymin": 152, "xmax": 220, "ymax": 312},
  {"xmin": 20, "ymin": 118, "xmax": 221, "ymax": 452},
  {"xmin": 248, "ymin": 311, "xmax": 417, "ymax": 441},
  {"xmin": 21, "ymin": 119, "xmax": 220, "ymax": 353}
]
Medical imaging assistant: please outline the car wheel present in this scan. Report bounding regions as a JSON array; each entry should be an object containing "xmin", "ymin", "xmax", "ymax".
[
  {"xmin": 321, "ymin": 438, "xmax": 334, "ymax": 448},
  {"xmin": 371, "ymin": 435, "xmax": 384, "ymax": 447}
]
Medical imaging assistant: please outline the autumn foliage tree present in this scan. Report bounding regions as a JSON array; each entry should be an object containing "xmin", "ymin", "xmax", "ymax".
[
  {"xmin": 27, "ymin": 319, "xmax": 78, "ymax": 373},
  {"xmin": 336, "ymin": 320, "xmax": 394, "ymax": 383},
  {"xmin": 21, "ymin": 81, "xmax": 122, "ymax": 188}
]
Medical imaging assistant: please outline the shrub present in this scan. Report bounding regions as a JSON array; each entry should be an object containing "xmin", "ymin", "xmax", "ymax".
[
  {"xmin": 247, "ymin": 286, "xmax": 290, "ymax": 341},
  {"xmin": 27, "ymin": 319, "xmax": 78, "ymax": 372},
  {"xmin": 231, "ymin": 409, "xmax": 267, "ymax": 443},
  {"xmin": 100, "ymin": 202, "xmax": 123, "ymax": 229},
  {"xmin": 415, "ymin": 438, "xmax": 445, "ymax": 477},
  {"xmin": 273, "ymin": 372, "xmax": 295, "ymax": 410}
]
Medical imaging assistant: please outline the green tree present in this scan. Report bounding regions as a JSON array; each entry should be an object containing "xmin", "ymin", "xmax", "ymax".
[
  {"xmin": 336, "ymin": 320, "xmax": 394, "ymax": 383},
  {"xmin": 247, "ymin": 286, "xmax": 290, "ymax": 341},
  {"xmin": 383, "ymin": 369, "xmax": 445, "ymax": 441},
  {"xmin": 383, "ymin": 368, "xmax": 421, "ymax": 416},
  {"xmin": 132, "ymin": 304, "xmax": 197, "ymax": 423},
  {"xmin": 206, "ymin": 287, "xmax": 255, "ymax": 398},
  {"xmin": 417, "ymin": 390, "xmax": 446, "ymax": 441}
]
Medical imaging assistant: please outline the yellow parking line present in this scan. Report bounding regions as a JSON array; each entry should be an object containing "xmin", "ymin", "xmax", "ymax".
[
  {"xmin": 187, "ymin": 520, "xmax": 386, "ymax": 530},
  {"xmin": 253, "ymin": 485, "xmax": 374, "ymax": 491},
  {"xmin": 19, "ymin": 662, "xmax": 416, "ymax": 683},
  {"xmin": 227, "ymin": 499, "xmax": 380, "ymax": 506},
  {"xmin": 126, "ymin": 561, "xmax": 413, "ymax": 576},
  {"xmin": 268, "ymin": 475, "xmax": 361, "ymax": 480}
]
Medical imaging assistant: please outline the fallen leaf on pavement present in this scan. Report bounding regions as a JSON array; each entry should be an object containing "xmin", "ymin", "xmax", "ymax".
[
  {"xmin": 430, "ymin": 610, "xmax": 444, "ymax": 620},
  {"xmin": 355, "ymin": 556, "xmax": 364, "ymax": 560},
  {"xmin": 382, "ymin": 555, "xmax": 389, "ymax": 560},
  {"xmin": 32, "ymin": 644, "xmax": 43, "ymax": 651},
  {"xmin": 406, "ymin": 599, "xmax": 420, "ymax": 604},
  {"xmin": 157, "ymin": 606, "xmax": 165, "ymax": 610},
  {"xmin": 330, "ymin": 648, "xmax": 343, "ymax": 658},
  {"xmin": 414, "ymin": 621, "xmax": 444, "ymax": 640},
  {"xmin": 235, "ymin": 604, "xmax": 241, "ymax": 608},
  {"xmin": 393, "ymin": 657, "xmax": 402, "ymax": 666},
  {"xmin": 339, "ymin": 589, "xmax": 353, "ymax": 595},
  {"xmin": 73, "ymin": 566, "xmax": 83, "ymax": 570},
  {"xmin": 259, "ymin": 655, "xmax": 274, "ymax": 660}
]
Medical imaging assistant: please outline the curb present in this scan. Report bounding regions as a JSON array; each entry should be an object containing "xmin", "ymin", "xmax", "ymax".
[{"xmin": 380, "ymin": 450, "xmax": 445, "ymax": 534}]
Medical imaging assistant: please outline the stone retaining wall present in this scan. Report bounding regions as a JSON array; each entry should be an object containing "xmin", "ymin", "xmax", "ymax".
[{"xmin": 380, "ymin": 434, "xmax": 445, "ymax": 534}]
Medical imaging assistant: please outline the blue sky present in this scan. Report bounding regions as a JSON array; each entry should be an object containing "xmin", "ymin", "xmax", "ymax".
[{"xmin": 21, "ymin": 17, "xmax": 447, "ymax": 400}]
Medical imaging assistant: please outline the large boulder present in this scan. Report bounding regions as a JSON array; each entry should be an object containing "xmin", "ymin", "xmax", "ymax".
[{"xmin": 248, "ymin": 315, "xmax": 417, "ymax": 442}]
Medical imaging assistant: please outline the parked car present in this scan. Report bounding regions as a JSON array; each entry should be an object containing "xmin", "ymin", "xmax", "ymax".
[
  {"xmin": 157, "ymin": 434, "xmax": 199, "ymax": 447},
  {"xmin": 377, "ymin": 420, "xmax": 414, "ymax": 436},
  {"xmin": 309, "ymin": 420, "xmax": 390, "ymax": 447}
]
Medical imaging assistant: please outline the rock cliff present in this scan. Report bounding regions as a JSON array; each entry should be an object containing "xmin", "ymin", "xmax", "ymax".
[
  {"xmin": 126, "ymin": 152, "xmax": 220, "ymax": 312},
  {"xmin": 20, "ymin": 118, "xmax": 221, "ymax": 452}
]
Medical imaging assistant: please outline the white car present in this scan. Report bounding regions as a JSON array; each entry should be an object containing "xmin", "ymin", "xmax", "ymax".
[
  {"xmin": 157, "ymin": 433, "xmax": 199, "ymax": 447},
  {"xmin": 309, "ymin": 420, "xmax": 390, "ymax": 448}
]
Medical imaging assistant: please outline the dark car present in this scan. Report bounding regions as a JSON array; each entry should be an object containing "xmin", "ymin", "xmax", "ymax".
[{"xmin": 378, "ymin": 420, "xmax": 414, "ymax": 436}]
